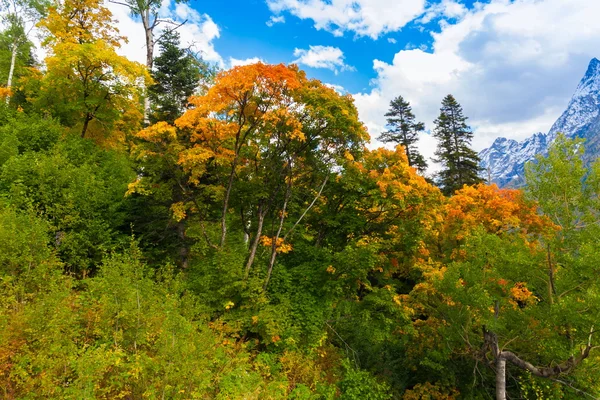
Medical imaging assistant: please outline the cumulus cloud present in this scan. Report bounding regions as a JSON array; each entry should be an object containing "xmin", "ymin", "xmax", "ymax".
[
  {"xmin": 324, "ymin": 83, "xmax": 346, "ymax": 93},
  {"xmin": 266, "ymin": 15, "xmax": 285, "ymax": 27},
  {"xmin": 387, "ymin": 38, "xmax": 397, "ymax": 44},
  {"xmin": 266, "ymin": 0, "xmax": 426, "ymax": 38},
  {"xmin": 229, "ymin": 57, "xmax": 264, "ymax": 68},
  {"xmin": 418, "ymin": 0, "xmax": 468, "ymax": 24},
  {"xmin": 107, "ymin": 0, "xmax": 223, "ymax": 67},
  {"xmin": 293, "ymin": 45, "xmax": 354, "ymax": 74},
  {"xmin": 353, "ymin": 0, "xmax": 600, "ymax": 164}
]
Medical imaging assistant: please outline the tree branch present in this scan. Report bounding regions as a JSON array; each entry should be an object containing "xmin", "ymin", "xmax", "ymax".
[
  {"xmin": 108, "ymin": 0, "xmax": 133, "ymax": 8},
  {"xmin": 483, "ymin": 326, "xmax": 596, "ymax": 379},
  {"xmin": 550, "ymin": 378, "xmax": 599, "ymax": 400},
  {"xmin": 282, "ymin": 175, "xmax": 328, "ymax": 242}
]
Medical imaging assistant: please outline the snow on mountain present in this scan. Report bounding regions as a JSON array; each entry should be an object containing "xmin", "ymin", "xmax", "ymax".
[
  {"xmin": 548, "ymin": 58, "xmax": 600, "ymax": 142},
  {"xmin": 479, "ymin": 133, "xmax": 549, "ymax": 187},
  {"xmin": 480, "ymin": 58, "xmax": 600, "ymax": 187}
]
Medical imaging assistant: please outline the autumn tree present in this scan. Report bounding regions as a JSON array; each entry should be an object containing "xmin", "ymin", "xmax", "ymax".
[
  {"xmin": 433, "ymin": 95, "xmax": 482, "ymax": 195},
  {"xmin": 130, "ymin": 63, "xmax": 369, "ymax": 285},
  {"xmin": 378, "ymin": 95, "xmax": 427, "ymax": 173},
  {"xmin": 173, "ymin": 63, "xmax": 305, "ymax": 251},
  {"xmin": 410, "ymin": 157, "xmax": 600, "ymax": 398},
  {"xmin": 31, "ymin": 0, "xmax": 148, "ymax": 140}
]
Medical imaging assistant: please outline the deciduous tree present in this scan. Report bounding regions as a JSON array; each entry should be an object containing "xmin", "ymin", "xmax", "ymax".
[{"xmin": 31, "ymin": 0, "xmax": 148, "ymax": 140}]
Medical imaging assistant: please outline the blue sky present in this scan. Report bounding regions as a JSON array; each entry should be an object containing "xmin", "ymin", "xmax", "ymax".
[
  {"xmin": 110, "ymin": 0, "xmax": 600, "ymax": 172},
  {"xmin": 197, "ymin": 0, "xmax": 479, "ymax": 93}
]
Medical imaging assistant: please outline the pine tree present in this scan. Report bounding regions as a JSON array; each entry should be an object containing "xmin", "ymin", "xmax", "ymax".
[
  {"xmin": 378, "ymin": 95, "xmax": 428, "ymax": 173},
  {"xmin": 148, "ymin": 30, "xmax": 210, "ymax": 125},
  {"xmin": 432, "ymin": 94, "xmax": 482, "ymax": 196}
]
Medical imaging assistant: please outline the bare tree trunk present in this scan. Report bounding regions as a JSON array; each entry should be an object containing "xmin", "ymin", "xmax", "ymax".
[
  {"xmin": 264, "ymin": 183, "xmax": 291, "ymax": 290},
  {"xmin": 496, "ymin": 356, "xmax": 506, "ymax": 400},
  {"xmin": 282, "ymin": 176, "xmax": 328, "ymax": 242},
  {"xmin": 244, "ymin": 205, "xmax": 265, "ymax": 279},
  {"xmin": 7, "ymin": 42, "xmax": 17, "ymax": 89},
  {"xmin": 142, "ymin": 9, "xmax": 154, "ymax": 124},
  {"xmin": 5, "ymin": 41, "xmax": 17, "ymax": 104},
  {"xmin": 220, "ymin": 157, "xmax": 238, "ymax": 248}
]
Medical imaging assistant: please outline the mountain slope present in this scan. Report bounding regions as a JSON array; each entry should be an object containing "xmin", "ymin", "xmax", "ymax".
[{"xmin": 480, "ymin": 58, "xmax": 600, "ymax": 187}]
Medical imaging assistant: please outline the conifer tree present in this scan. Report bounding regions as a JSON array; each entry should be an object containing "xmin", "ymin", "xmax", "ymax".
[
  {"xmin": 432, "ymin": 94, "xmax": 482, "ymax": 195},
  {"xmin": 378, "ymin": 95, "xmax": 428, "ymax": 173},
  {"xmin": 148, "ymin": 30, "xmax": 208, "ymax": 125}
]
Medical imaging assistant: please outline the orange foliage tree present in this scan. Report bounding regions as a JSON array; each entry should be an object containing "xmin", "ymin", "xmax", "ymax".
[
  {"xmin": 438, "ymin": 183, "xmax": 556, "ymax": 259},
  {"xmin": 130, "ymin": 63, "xmax": 368, "ymax": 285},
  {"xmin": 176, "ymin": 63, "xmax": 303, "ymax": 250}
]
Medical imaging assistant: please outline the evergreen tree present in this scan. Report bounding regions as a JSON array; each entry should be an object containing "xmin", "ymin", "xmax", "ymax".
[
  {"xmin": 432, "ymin": 94, "xmax": 482, "ymax": 195},
  {"xmin": 148, "ymin": 30, "xmax": 209, "ymax": 125},
  {"xmin": 378, "ymin": 95, "xmax": 428, "ymax": 173}
]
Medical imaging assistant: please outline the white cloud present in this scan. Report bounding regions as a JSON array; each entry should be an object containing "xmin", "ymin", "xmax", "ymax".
[
  {"xmin": 266, "ymin": 15, "xmax": 285, "ymax": 27},
  {"xmin": 387, "ymin": 38, "xmax": 397, "ymax": 44},
  {"xmin": 418, "ymin": 0, "xmax": 468, "ymax": 24},
  {"xmin": 324, "ymin": 83, "xmax": 346, "ymax": 93},
  {"xmin": 229, "ymin": 57, "xmax": 264, "ymax": 68},
  {"xmin": 266, "ymin": 0, "xmax": 426, "ymax": 39},
  {"xmin": 293, "ymin": 45, "xmax": 354, "ymax": 74},
  {"xmin": 107, "ymin": 1, "xmax": 223, "ymax": 67},
  {"xmin": 404, "ymin": 42, "xmax": 428, "ymax": 51},
  {"xmin": 176, "ymin": 14, "xmax": 222, "ymax": 65},
  {"xmin": 353, "ymin": 0, "xmax": 600, "ymax": 172}
]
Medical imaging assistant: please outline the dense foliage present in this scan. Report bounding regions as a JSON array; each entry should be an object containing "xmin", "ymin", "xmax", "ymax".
[{"xmin": 1, "ymin": 1, "xmax": 600, "ymax": 398}]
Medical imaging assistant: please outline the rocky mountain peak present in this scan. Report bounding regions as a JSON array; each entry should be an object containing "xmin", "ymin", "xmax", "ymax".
[{"xmin": 480, "ymin": 58, "xmax": 600, "ymax": 187}]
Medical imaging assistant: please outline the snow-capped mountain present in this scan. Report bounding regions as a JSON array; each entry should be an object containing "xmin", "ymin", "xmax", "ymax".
[
  {"xmin": 479, "ymin": 133, "xmax": 549, "ymax": 187},
  {"xmin": 480, "ymin": 58, "xmax": 600, "ymax": 187}
]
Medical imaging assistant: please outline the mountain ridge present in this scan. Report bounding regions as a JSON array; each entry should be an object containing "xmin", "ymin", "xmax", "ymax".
[{"xmin": 480, "ymin": 57, "xmax": 600, "ymax": 187}]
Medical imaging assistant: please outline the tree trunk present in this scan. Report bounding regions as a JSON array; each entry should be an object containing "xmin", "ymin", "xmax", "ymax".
[
  {"xmin": 81, "ymin": 114, "xmax": 92, "ymax": 138},
  {"xmin": 264, "ymin": 183, "xmax": 291, "ymax": 290},
  {"xmin": 142, "ymin": 9, "xmax": 154, "ymax": 123},
  {"xmin": 547, "ymin": 244, "xmax": 555, "ymax": 305},
  {"xmin": 5, "ymin": 41, "xmax": 17, "ymax": 103},
  {"xmin": 177, "ymin": 220, "xmax": 189, "ymax": 269},
  {"xmin": 244, "ymin": 205, "xmax": 265, "ymax": 279},
  {"xmin": 220, "ymin": 156, "xmax": 238, "ymax": 248},
  {"xmin": 496, "ymin": 356, "xmax": 506, "ymax": 400},
  {"xmin": 7, "ymin": 42, "xmax": 17, "ymax": 89},
  {"xmin": 282, "ymin": 176, "xmax": 328, "ymax": 242}
]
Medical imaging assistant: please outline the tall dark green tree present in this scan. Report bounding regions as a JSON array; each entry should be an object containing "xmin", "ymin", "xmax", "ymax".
[
  {"xmin": 378, "ymin": 95, "xmax": 427, "ymax": 173},
  {"xmin": 432, "ymin": 94, "xmax": 482, "ymax": 195},
  {"xmin": 148, "ymin": 30, "xmax": 209, "ymax": 125}
]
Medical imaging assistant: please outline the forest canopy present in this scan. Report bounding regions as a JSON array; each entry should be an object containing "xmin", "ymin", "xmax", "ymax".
[{"xmin": 1, "ymin": 0, "xmax": 600, "ymax": 398}]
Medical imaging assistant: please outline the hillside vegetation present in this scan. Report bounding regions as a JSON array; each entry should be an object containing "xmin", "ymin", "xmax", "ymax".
[{"xmin": 1, "ymin": 0, "xmax": 600, "ymax": 398}]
